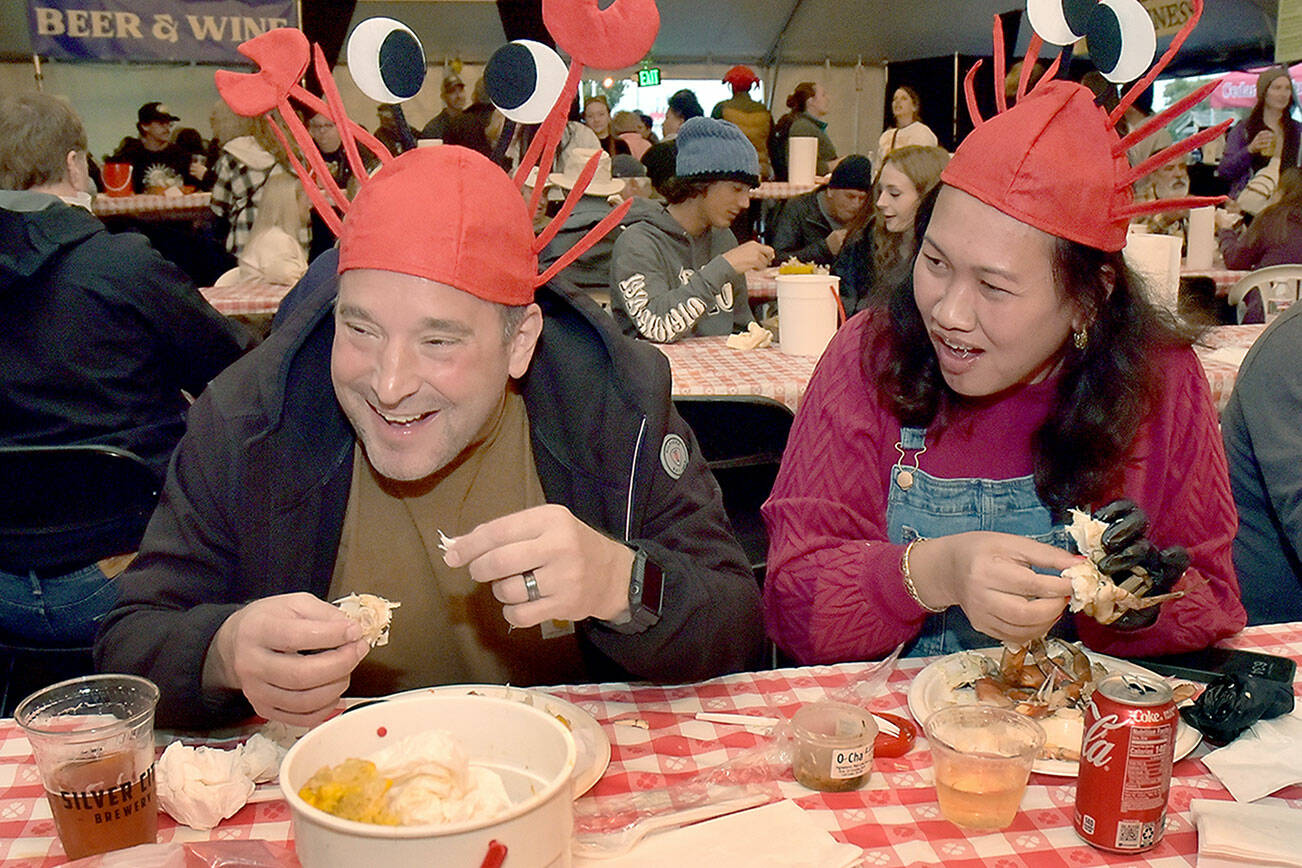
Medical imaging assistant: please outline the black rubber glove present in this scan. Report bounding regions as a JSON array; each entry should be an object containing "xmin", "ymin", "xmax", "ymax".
[{"xmin": 1090, "ymin": 499, "xmax": 1190, "ymax": 630}]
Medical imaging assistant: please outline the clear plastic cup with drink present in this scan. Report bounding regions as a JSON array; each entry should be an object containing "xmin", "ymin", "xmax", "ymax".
[
  {"xmin": 924, "ymin": 705, "xmax": 1045, "ymax": 830},
  {"xmin": 15, "ymin": 674, "xmax": 160, "ymax": 860}
]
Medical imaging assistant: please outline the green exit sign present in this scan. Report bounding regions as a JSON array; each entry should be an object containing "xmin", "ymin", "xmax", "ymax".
[{"xmin": 638, "ymin": 67, "xmax": 660, "ymax": 87}]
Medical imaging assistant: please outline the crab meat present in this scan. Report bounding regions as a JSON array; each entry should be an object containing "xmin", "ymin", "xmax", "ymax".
[
  {"xmin": 1065, "ymin": 560, "xmax": 1185, "ymax": 625},
  {"xmin": 334, "ymin": 593, "xmax": 401, "ymax": 647}
]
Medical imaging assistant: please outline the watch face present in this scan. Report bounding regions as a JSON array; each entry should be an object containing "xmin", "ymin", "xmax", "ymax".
[{"xmin": 640, "ymin": 556, "xmax": 664, "ymax": 617}]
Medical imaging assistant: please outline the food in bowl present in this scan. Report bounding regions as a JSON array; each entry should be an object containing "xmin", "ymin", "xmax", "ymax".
[
  {"xmin": 776, "ymin": 257, "xmax": 828, "ymax": 275},
  {"xmin": 334, "ymin": 593, "xmax": 401, "ymax": 647},
  {"xmin": 300, "ymin": 730, "xmax": 510, "ymax": 826}
]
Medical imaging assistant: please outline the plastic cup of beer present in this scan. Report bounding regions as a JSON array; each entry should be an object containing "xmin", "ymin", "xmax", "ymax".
[
  {"xmin": 924, "ymin": 705, "xmax": 1044, "ymax": 830},
  {"xmin": 15, "ymin": 674, "xmax": 160, "ymax": 860}
]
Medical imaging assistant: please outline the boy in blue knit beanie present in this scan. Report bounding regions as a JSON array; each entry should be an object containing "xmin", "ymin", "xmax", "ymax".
[{"xmin": 610, "ymin": 117, "xmax": 774, "ymax": 343}]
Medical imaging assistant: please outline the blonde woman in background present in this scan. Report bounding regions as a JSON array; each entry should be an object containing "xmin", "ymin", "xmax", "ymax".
[
  {"xmin": 213, "ymin": 169, "xmax": 309, "ymax": 287},
  {"xmin": 209, "ymin": 116, "xmax": 289, "ymax": 258},
  {"xmin": 832, "ymin": 145, "xmax": 950, "ymax": 313}
]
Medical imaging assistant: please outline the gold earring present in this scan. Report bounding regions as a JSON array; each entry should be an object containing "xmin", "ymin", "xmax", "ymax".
[{"xmin": 1073, "ymin": 329, "xmax": 1089, "ymax": 350}]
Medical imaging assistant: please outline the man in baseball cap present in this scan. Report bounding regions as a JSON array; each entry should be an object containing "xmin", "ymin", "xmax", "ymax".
[
  {"xmin": 108, "ymin": 101, "xmax": 189, "ymax": 192},
  {"xmin": 97, "ymin": 142, "xmax": 764, "ymax": 728},
  {"xmin": 771, "ymin": 153, "xmax": 874, "ymax": 265},
  {"xmin": 420, "ymin": 72, "xmax": 469, "ymax": 141}
]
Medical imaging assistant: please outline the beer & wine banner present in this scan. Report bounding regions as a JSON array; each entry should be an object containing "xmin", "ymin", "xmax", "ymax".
[{"xmin": 27, "ymin": 0, "xmax": 298, "ymax": 64}]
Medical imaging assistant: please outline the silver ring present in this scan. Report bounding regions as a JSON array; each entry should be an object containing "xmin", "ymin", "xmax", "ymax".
[{"xmin": 522, "ymin": 569, "xmax": 541, "ymax": 603}]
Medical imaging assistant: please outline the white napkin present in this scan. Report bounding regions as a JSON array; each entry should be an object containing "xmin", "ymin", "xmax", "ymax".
[
  {"xmin": 155, "ymin": 733, "xmax": 285, "ymax": 830},
  {"xmin": 573, "ymin": 799, "xmax": 861, "ymax": 868},
  {"xmin": 1201, "ymin": 708, "xmax": 1302, "ymax": 802},
  {"xmin": 1191, "ymin": 798, "xmax": 1302, "ymax": 867}
]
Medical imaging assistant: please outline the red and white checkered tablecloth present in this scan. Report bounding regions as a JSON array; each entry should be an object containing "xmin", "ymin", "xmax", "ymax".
[
  {"xmin": 1193, "ymin": 324, "xmax": 1265, "ymax": 414},
  {"xmin": 200, "ymin": 280, "xmax": 292, "ymax": 317},
  {"xmin": 1, "ymin": 623, "xmax": 1298, "ymax": 866},
  {"xmin": 91, "ymin": 192, "xmax": 211, "ymax": 220},
  {"xmin": 750, "ymin": 182, "xmax": 819, "ymax": 200},
  {"xmin": 744, "ymin": 267, "xmax": 778, "ymax": 301},
  {"xmin": 657, "ymin": 336, "xmax": 818, "ymax": 412}
]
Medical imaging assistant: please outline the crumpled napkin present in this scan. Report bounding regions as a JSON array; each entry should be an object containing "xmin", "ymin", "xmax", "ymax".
[
  {"xmin": 155, "ymin": 733, "xmax": 284, "ymax": 830},
  {"xmin": 1201, "ymin": 707, "xmax": 1302, "ymax": 802},
  {"xmin": 725, "ymin": 322, "xmax": 774, "ymax": 350},
  {"xmin": 572, "ymin": 799, "xmax": 861, "ymax": 868},
  {"xmin": 1190, "ymin": 798, "xmax": 1302, "ymax": 867}
]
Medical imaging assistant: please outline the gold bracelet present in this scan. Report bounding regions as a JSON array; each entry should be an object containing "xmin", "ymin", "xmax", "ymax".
[{"xmin": 901, "ymin": 537, "xmax": 946, "ymax": 613}]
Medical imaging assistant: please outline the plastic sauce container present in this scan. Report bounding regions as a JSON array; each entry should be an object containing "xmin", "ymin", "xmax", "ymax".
[{"xmin": 791, "ymin": 702, "xmax": 877, "ymax": 792}]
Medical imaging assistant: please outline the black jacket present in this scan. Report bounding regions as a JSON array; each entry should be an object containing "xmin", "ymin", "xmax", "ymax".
[
  {"xmin": 771, "ymin": 190, "xmax": 838, "ymax": 265},
  {"xmin": 0, "ymin": 192, "xmax": 251, "ymax": 481},
  {"xmin": 95, "ymin": 251, "xmax": 763, "ymax": 728}
]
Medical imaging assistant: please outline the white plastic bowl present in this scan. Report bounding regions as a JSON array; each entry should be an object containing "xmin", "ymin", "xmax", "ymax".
[{"xmin": 280, "ymin": 694, "xmax": 577, "ymax": 868}]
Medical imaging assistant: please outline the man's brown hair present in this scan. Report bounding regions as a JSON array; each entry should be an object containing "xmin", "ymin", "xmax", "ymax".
[{"xmin": 0, "ymin": 92, "xmax": 88, "ymax": 190}]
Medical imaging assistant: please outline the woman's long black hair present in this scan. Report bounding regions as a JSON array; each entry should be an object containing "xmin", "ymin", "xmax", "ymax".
[{"xmin": 864, "ymin": 185, "xmax": 1203, "ymax": 518}]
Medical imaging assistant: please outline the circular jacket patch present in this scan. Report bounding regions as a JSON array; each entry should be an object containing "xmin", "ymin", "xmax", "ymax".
[{"xmin": 660, "ymin": 434, "xmax": 689, "ymax": 480}]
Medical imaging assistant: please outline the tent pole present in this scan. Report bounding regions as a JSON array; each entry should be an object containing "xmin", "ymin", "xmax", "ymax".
[
  {"xmin": 32, "ymin": 54, "xmax": 43, "ymax": 92},
  {"xmin": 952, "ymin": 52, "xmax": 959, "ymax": 149}
]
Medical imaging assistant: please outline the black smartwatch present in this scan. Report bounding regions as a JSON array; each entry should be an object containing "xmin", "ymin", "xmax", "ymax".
[{"xmin": 604, "ymin": 546, "xmax": 663, "ymax": 634}]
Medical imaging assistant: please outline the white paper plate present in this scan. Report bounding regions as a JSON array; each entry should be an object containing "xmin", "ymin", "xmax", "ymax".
[
  {"xmin": 907, "ymin": 646, "xmax": 1201, "ymax": 777},
  {"xmin": 382, "ymin": 684, "xmax": 610, "ymax": 797}
]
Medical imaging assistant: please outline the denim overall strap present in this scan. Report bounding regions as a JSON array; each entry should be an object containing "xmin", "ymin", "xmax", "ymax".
[{"xmin": 885, "ymin": 426, "xmax": 1073, "ymax": 657}]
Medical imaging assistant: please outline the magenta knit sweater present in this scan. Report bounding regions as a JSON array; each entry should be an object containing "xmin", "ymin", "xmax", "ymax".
[{"xmin": 761, "ymin": 310, "xmax": 1246, "ymax": 663}]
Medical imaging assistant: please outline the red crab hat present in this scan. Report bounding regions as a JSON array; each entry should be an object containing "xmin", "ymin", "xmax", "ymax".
[
  {"xmin": 942, "ymin": 0, "xmax": 1230, "ymax": 252},
  {"xmin": 339, "ymin": 147, "xmax": 537, "ymax": 305}
]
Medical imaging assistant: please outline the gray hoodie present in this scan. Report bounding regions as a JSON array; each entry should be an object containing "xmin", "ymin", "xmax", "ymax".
[{"xmin": 610, "ymin": 200, "xmax": 752, "ymax": 343}]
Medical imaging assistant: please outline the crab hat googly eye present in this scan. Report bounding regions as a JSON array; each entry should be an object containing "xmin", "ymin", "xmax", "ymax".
[
  {"xmin": 1027, "ymin": 0, "xmax": 1093, "ymax": 46},
  {"xmin": 486, "ymin": 40, "xmax": 570, "ymax": 125},
  {"xmin": 1027, "ymin": 0, "xmax": 1155, "ymax": 84},
  {"xmin": 347, "ymin": 17, "xmax": 426, "ymax": 104},
  {"xmin": 1091, "ymin": 0, "xmax": 1157, "ymax": 83}
]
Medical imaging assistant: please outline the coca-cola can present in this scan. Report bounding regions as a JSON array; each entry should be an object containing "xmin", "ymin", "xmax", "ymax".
[{"xmin": 1074, "ymin": 671, "xmax": 1178, "ymax": 852}]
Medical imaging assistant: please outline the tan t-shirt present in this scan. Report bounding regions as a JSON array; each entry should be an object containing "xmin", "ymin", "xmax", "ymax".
[{"xmin": 330, "ymin": 387, "xmax": 586, "ymax": 695}]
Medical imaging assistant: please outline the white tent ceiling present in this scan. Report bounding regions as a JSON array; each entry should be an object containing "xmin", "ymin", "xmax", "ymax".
[
  {"xmin": 0, "ymin": 0, "xmax": 1281, "ymax": 71},
  {"xmin": 350, "ymin": 0, "xmax": 1277, "ymax": 70}
]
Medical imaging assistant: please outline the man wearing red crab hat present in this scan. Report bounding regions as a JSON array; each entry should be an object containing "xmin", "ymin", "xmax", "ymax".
[{"xmin": 97, "ymin": 0, "xmax": 764, "ymax": 729}]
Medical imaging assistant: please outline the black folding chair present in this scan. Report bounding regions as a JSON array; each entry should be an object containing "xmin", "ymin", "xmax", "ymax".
[
  {"xmin": 673, "ymin": 396, "xmax": 795, "ymax": 586},
  {"xmin": 0, "ymin": 445, "xmax": 160, "ymax": 714}
]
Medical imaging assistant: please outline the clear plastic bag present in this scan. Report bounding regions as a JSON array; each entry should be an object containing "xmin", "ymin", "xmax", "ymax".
[
  {"xmin": 62, "ymin": 841, "xmax": 299, "ymax": 868},
  {"xmin": 572, "ymin": 645, "xmax": 902, "ymax": 856}
]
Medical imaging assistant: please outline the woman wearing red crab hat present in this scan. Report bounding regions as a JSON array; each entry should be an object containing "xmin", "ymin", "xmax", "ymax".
[{"xmin": 762, "ymin": 0, "xmax": 1246, "ymax": 665}]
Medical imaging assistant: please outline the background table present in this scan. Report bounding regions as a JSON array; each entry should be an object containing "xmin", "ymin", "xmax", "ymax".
[
  {"xmin": 1195, "ymin": 324, "xmax": 1264, "ymax": 413},
  {"xmin": 750, "ymin": 182, "xmax": 818, "ymax": 200},
  {"xmin": 1, "ymin": 623, "xmax": 1297, "ymax": 866},
  {"xmin": 658, "ymin": 325, "xmax": 1265, "ymax": 417},
  {"xmin": 92, "ymin": 192, "xmax": 211, "ymax": 223},
  {"xmin": 657, "ymin": 337, "xmax": 817, "ymax": 412},
  {"xmin": 200, "ymin": 280, "xmax": 291, "ymax": 318}
]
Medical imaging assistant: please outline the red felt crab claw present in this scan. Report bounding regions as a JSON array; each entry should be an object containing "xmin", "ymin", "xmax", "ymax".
[
  {"xmin": 542, "ymin": 0, "xmax": 659, "ymax": 70},
  {"xmin": 213, "ymin": 28, "xmax": 310, "ymax": 117}
]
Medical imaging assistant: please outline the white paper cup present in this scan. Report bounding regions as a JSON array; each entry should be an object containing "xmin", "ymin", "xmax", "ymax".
[
  {"xmin": 1186, "ymin": 206, "xmax": 1215, "ymax": 270},
  {"xmin": 788, "ymin": 136, "xmax": 819, "ymax": 186},
  {"xmin": 777, "ymin": 273, "xmax": 839, "ymax": 357},
  {"xmin": 1124, "ymin": 232, "xmax": 1182, "ymax": 313}
]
